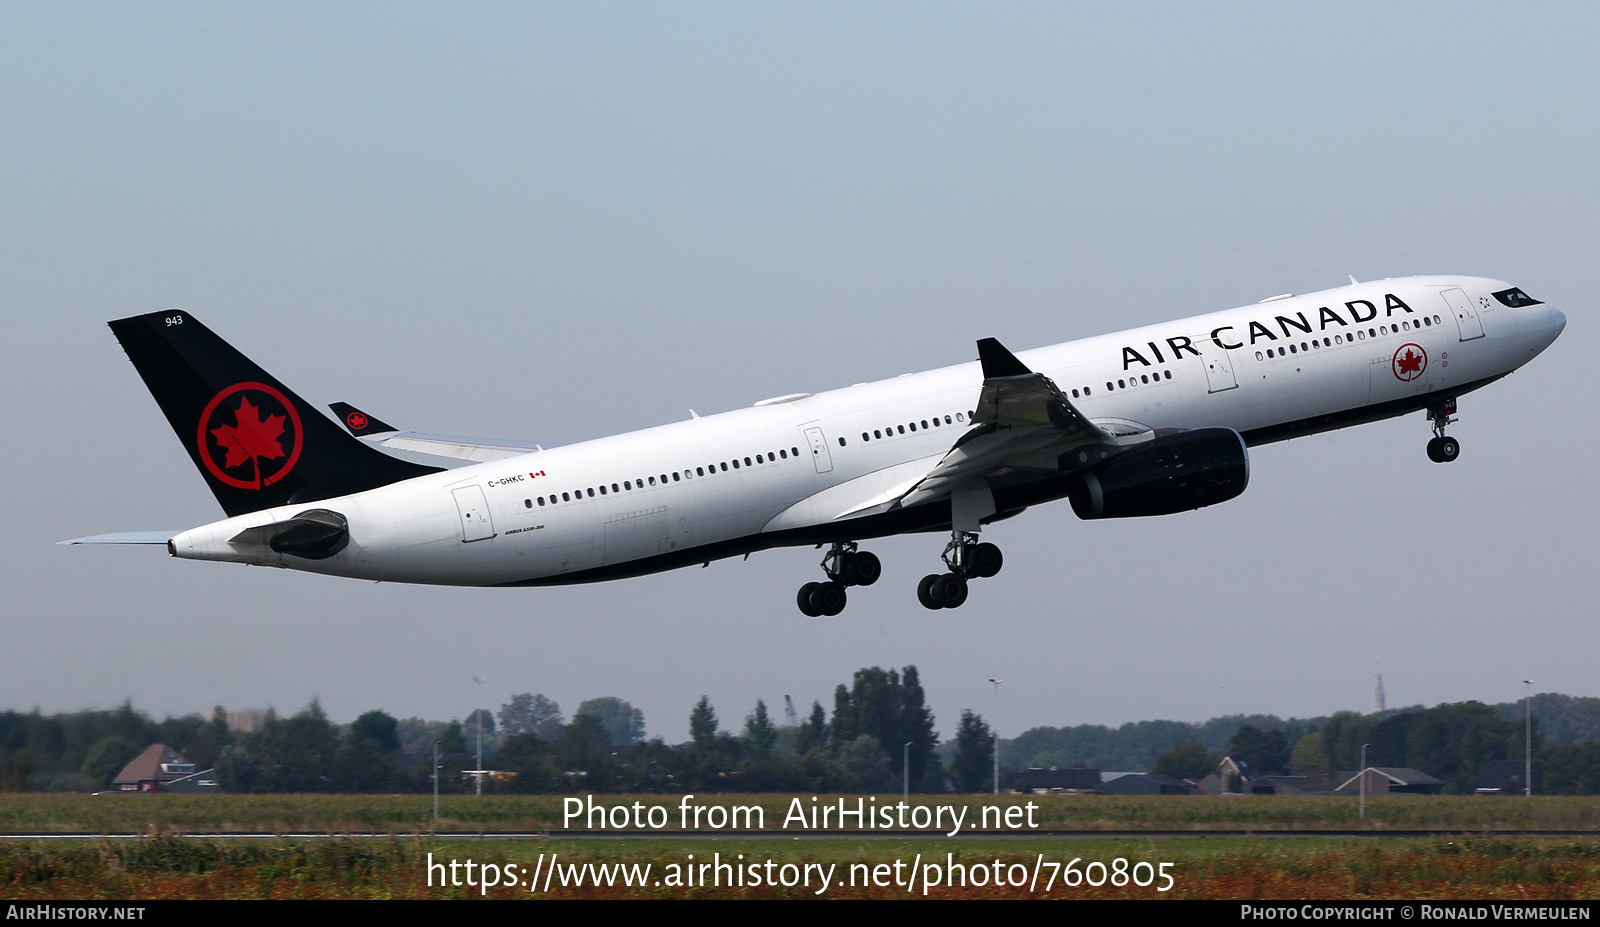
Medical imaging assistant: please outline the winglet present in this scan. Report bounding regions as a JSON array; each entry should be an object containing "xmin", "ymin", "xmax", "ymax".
[
  {"xmin": 977, "ymin": 338, "xmax": 1032, "ymax": 378},
  {"xmin": 329, "ymin": 402, "xmax": 398, "ymax": 437}
]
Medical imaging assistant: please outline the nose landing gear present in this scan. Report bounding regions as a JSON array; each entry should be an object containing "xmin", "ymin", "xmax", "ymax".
[
  {"xmin": 796, "ymin": 541, "xmax": 881, "ymax": 616},
  {"xmin": 1426, "ymin": 399, "xmax": 1460, "ymax": 463},
  {"xmin": 917, "ymin": 533, "xmax": 1003, "ymax": 610}
]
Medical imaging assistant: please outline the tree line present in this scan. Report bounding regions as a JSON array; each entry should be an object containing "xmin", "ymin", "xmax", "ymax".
[{"xmin": 4, "ymin": 684, "xmax": 1600, "ymax": 794}]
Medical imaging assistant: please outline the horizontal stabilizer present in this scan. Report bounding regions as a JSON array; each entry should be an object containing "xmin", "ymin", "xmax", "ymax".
[
  {"xmin": 58, "ymin": 532, "xmax": 176, "ymax": 545},
  {"xmin": 330, "ymin": 401, "xmax": 562, "ymax": 462}
]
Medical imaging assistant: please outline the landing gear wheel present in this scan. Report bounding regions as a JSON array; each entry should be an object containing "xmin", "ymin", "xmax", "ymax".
[
  {"xmin": 1426, "ymin": 400, "xmax": 1460, "ymax": 464},
  {"xmin": 969, "ymin": 542, "xmax": 1003, "ymax": 579},
  {"xmin": 918, "ymin": 574, "xmax": 944, "ymax": 610},
  {"xmin": 797, "ymin": 582, "xmax": 823, "ymax": 617},
  {"xmin": 810, "ymin": 581, "xmax": 847, "ymax": 617},
  {"xmin": 843, "ymin": 551, "xmax": 881, "ymax": 586},
  {"xmin": 1427, "ymin": 436, "xmax": 1460, "ymax": 463},
  {"xmin": 935, "ymin": 573, "xmax": 969, "ymax": 609}
]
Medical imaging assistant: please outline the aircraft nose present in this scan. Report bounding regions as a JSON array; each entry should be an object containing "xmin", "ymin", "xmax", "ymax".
[{"xmin": 1532, "ymin": 304, "xmax": 1566, "ymax": 352}]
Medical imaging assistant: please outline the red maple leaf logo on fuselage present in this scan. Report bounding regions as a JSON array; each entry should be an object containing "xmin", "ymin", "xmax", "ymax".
[{"xmin": 1392, "ymin": 344, "xmax": 1427, "ymax": 382}]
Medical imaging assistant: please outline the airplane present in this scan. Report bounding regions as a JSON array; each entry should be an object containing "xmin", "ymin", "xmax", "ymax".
[{"xmin": 65, "ymin": 275, "xmax": 1565, "ymax": 615}]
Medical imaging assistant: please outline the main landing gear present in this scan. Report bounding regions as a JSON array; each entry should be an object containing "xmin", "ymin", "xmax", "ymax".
[
  {"xmin": 1426, "ymin": 398, "xmax": 1460, "ymax": 464},
  {"xmin": 797, "ymin": 541, "xmax": 881, "ymax": 616},
  {"xmin": 917, "ymin": 532, "xmax": 1003, "ymax": 610}
]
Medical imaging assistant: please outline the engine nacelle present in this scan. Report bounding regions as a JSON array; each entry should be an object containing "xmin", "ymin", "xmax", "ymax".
[{"xmin": 1068, "ymin": 427, "xmax": 1249, "ymax": 519}]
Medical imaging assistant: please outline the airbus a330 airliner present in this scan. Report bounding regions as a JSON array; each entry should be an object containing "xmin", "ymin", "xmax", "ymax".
[{"xmin": 68, "ymin": 276, "xmax": 1564, "ymax": 615}]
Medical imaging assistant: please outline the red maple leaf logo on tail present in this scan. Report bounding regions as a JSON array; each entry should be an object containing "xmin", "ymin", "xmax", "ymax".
[
  {"xmin": 211, "ymin": 396, "xmax": 287, "ymax": 487},
  {"xmin": 196, "ymin": 382, "xmax": 304, "ymax": 490}
]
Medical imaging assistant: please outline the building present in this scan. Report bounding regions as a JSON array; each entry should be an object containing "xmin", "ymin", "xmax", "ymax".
[
  {"xmin": 111, "ymin": 745, "xmax": 200, "ymax": 792},
  {"xmin": 1333, "ymin": 767, "xmax": 1445, "ymax": 795}
]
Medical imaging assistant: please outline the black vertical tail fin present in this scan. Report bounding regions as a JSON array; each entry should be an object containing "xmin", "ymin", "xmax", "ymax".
[{"xmin": 108, "ymin": 309, "xmax": 442, "ymax": 517}]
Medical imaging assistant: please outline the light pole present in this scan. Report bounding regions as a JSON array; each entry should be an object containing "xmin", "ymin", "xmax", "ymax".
[
  {"xmin": 988, "ymin": 679, "xmax": 1002, "ymax": 796},
  {"xmin": 904, "ymin": 741, "xmax": 913, "ymax": 803},
  {"xmin": 1359, "ymin": 743, "xmax": 1369, "ymax": 821},
  {"xmin": 472, "ymin": 676, "xmax": 486, "ymax": 796},
  {"xmin": 432, "ymin": 740, "xmax": 441, "ymax": 826},
  {"xmin": 1524, "ymin": 680, "xmax": 1534, "ymax": 798}
]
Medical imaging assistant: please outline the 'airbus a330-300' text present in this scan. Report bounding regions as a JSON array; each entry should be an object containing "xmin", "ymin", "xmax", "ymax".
[{"xmin": 66, "ymin": 276, "xmax": 1564, "ymax": 615}]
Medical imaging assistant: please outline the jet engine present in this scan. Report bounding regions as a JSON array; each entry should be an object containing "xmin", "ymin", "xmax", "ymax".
[{"xmin": 1067, "ymin": 427, "xmax": 1249, "ymax": 519}]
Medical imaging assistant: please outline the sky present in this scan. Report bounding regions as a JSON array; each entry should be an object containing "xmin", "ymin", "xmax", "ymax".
[{"xmin": 3, "ymin": 3, "xmax": 1596, "ymax": 744}]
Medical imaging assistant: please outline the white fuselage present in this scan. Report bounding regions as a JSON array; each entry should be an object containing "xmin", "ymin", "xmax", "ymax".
[{"xmin": 169, "ymin": 276, "xmax": 1566, "ymax": 586}]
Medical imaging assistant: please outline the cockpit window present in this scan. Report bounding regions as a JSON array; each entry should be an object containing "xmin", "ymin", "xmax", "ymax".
[{"xmin": 1492, "ymin": 287, "xmax": 1543, "ymax": 308}]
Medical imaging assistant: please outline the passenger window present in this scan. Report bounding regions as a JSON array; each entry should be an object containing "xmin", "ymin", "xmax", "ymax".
[
  {"xmin": 672, "ymin": 472, "xmax": 680, "ymax": 481},
  {"xmin": 525, "ymin": 499, "xmax": 532, "ymax": 508},
  {"xmin": 837, "ymin": 437, "xmax": 845, "ymax": 447},
  {"xmin": 612, "ymin": 483, "xmax": 619, "ymax": 492},
  {"xmin": 1141, "ymin": 375, "xmax": 1149, "ymax": 384},
  {"xmin": 956, "ymin": 412, "xmax": 965, "ymax": 420},
  {"xmin": 587, "ymin": 488, "xmax": 594, "ymax": 497},
  {"xmin": 745, "ymin": 457, "xmax": 753, "ymax": 466},
  {"xmin": 897, "ymin": 426, "xmax": 905, "ymax": 434},
  {"xmin": 1164, "ymin": 370, "xmax": 1171, "ymax": 379},
  {"xmin": 861, "ymin": 433, "xmax": 869, "ymax": 442},
  {"xmin": 921, "ymin": 420, "xmax": 929, "ymax": 429},
  {"xmin": 562, "ymin": 492, "xmax": 570, "ymax": 501},
  {"xmin": 792, "ymin": 447, "xmax": 800, "ymax": 456},
  {"xmin": 779, "ymin": 450, "xmax": 787, "ymax": 459}
]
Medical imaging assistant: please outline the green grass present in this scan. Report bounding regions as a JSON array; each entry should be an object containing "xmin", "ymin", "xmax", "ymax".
[
  {"xmin": 3, "ymin": 793, "xmax": 1600, "ymax": 834},
  {"xmin": 7, "ymin": 835, "xmax": 1600, "ymax": 899}
]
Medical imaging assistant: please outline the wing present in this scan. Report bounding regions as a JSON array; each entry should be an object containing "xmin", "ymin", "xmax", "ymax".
[
  {"xmin": 329, "ymin": 401, "xmax": 562, "ymax": 463},
  {"xmin": 894, "ymin": 338, "xmax": 1116, "ymax": 509},
  {"xmin": 767, "ymin": 338, "xmax": 1133, "ymax": 531}
]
